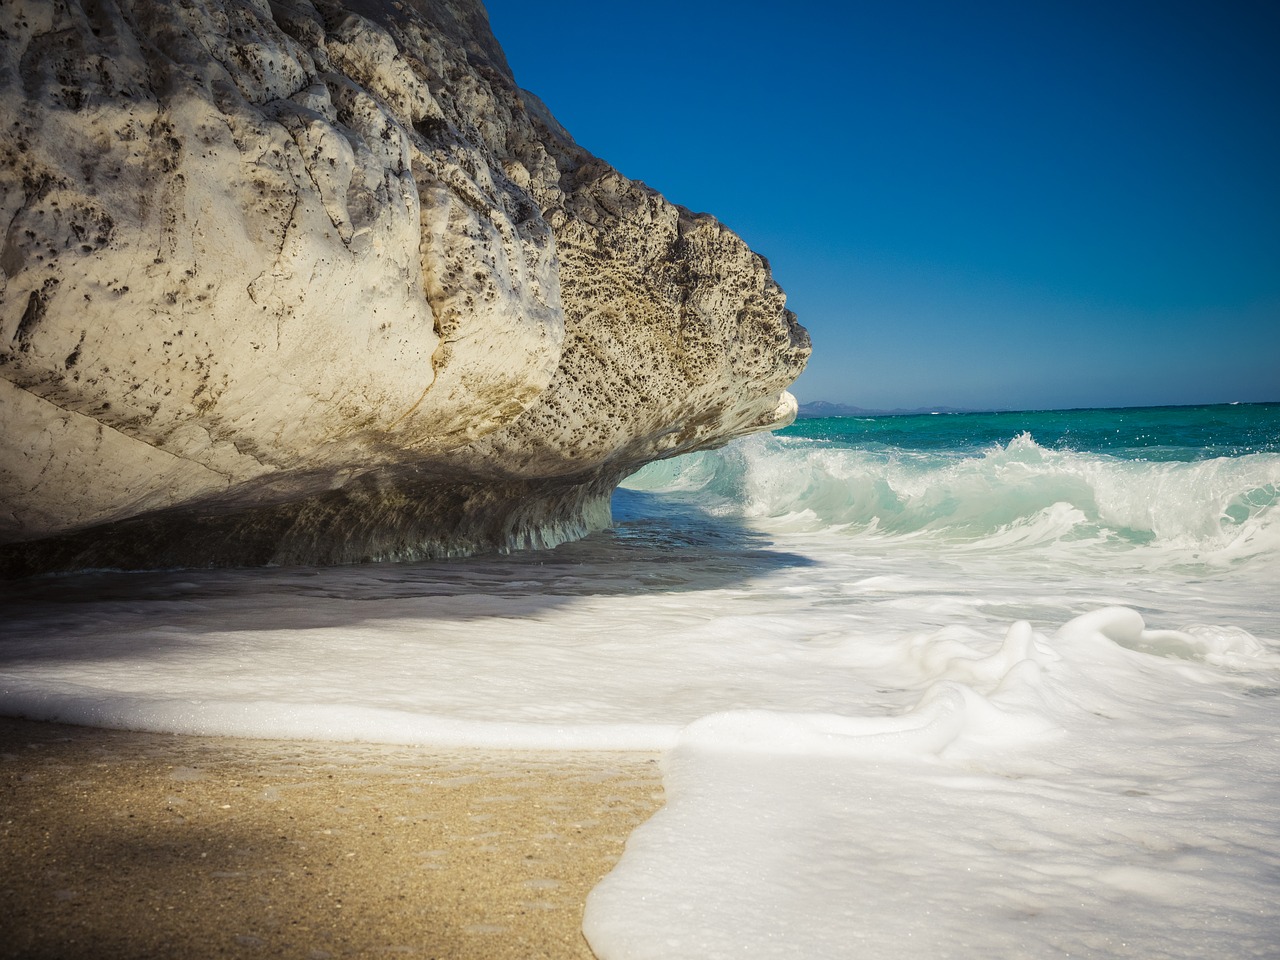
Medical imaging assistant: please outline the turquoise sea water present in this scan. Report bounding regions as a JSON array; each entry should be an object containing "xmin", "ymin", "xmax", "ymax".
[
  {"xmin": 784, "ymin": 402, "xmax": 1280, "ymax": 459},
  {"xmin": 623, "ymin": 402, "xmax": 1280, "ymax": 559}
]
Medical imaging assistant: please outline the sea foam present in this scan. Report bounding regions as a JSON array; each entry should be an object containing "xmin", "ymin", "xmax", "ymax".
[
  {"xmin": 624, "ymin": 431, "xmax": 1280, "ymax": 563},
  {"xmin": 584, "ymin": 608, "xmax": 1280, "ymax": 960}
]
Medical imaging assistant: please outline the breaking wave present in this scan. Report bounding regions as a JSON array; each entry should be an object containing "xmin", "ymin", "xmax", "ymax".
[{"xmin": 622, "ymin": 432, "xmax": 1280, "ymax": 561}]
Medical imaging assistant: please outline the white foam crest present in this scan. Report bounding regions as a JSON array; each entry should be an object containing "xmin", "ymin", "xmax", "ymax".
[
  {"xmin": 1175, "ymin": 623, "xmax": 1280, "ymax": 667},
  {"xmin": 1056, "ymin": 606, "xmax": 1280, "ymax": 670},
  {"xmin": 912, "ymin": 617, "xmax": 1059, "ymax": 689},
  {"xmin": 584, "ymin": 605, "xmax": 1280, "ymax": 960},
  {"xmin": 1085, "ymin": 455, "xmax": 1280, "ymax": 546},
  {"xmin": 668, "ymin": 613, "xmax": 1103, "ymax": 770},
  {"xmin": 626, "ymin": 434, "xmax": 1280, "ymax": 561}
]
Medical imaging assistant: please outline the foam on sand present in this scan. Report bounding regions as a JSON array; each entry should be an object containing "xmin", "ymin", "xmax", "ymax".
[{"xmin": 584, "ymin": 609, "xmax": 1280, "ymax": 959}]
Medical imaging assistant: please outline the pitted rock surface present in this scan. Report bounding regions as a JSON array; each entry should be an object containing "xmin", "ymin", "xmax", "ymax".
[{"xmin": 0, "ymin": 0, "xmax": 809, "ymax": 571}]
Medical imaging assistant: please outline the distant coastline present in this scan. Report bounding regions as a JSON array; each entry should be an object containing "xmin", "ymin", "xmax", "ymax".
[
  {"xmin": 795, "ymin": 399, "xmax": 1279, "ymax": 419},
  {"xmin": 796, "ymin": 401, "xmax": 981, "ymax": 418}
]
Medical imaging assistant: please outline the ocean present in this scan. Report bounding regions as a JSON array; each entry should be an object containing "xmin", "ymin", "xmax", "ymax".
[{"xmin": 3, "ymin": 402, "xmax": 1278, "ymax": 957}]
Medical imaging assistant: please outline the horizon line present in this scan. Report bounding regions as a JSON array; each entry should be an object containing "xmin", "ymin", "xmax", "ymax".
[{"xmin": 793, "ymin": 398, "xmax": 1280, "ymax": 418}]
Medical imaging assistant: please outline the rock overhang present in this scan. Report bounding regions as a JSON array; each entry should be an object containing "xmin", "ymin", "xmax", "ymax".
[{"xmin": 0, "ymin": 0, "xmax": 810, "ymax": 573}]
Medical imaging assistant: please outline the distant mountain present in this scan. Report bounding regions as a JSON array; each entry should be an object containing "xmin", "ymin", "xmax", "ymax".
[{"xmin": 796, "ymin": 401, "xmax": 980, "ymax": 418}]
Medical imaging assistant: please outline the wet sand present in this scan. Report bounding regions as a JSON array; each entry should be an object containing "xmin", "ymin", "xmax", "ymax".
[{"xmin": 0, "ymin": 718, "xmax": 663, "ymax": 959}]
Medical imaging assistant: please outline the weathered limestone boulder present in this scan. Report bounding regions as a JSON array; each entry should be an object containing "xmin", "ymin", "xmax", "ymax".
[{"xmin": 0, "ymin": 0, "xmax": 809, "ymax": 573}]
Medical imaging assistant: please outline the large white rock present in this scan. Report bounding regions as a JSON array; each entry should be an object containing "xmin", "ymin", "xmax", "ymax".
[{"xmin": 0, "ymin": 0, "xmax": 809, "ymax": 572}]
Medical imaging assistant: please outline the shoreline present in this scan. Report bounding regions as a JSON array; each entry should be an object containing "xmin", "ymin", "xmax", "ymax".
[{"xmin": 0, "ymin": 717, "xmax": 663, "ymax": 959}]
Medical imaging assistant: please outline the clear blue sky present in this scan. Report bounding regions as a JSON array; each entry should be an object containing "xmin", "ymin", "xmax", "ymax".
[{"xmin": 482, "ymin": 0, "xmax": 1279, "ymax": 411}]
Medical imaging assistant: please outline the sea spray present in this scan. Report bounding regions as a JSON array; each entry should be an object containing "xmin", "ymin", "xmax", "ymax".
[{"xmin": 624, "ymin": 424, "xmax": 1280, "ymax": 560}]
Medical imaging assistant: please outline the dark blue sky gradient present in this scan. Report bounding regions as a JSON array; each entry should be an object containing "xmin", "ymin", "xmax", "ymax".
[{"xmin": 482, "ymin": 0, "xmax": 1279, "ymax": 410}]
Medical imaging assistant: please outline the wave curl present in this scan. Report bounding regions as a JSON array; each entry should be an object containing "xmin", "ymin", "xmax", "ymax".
[{"xmin": 623, "ymin": 433, "xmax": 1280, "ymax": 560}]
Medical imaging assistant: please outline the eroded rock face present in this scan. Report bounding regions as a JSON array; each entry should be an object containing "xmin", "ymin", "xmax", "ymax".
[{"xmin": 0, "ymin": 0, "xmax": 809, "ymax": 572}]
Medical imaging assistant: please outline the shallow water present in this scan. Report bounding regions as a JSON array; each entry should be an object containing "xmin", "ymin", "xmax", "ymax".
[{"xmin": 2, "ymin": 403, "xmax": 1278, "ymax": 957}]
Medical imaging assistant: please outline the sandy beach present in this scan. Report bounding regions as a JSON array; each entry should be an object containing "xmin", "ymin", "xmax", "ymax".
[{"xmin": 0, "ymin": 717, "xmax": 663, "ymax": 959}]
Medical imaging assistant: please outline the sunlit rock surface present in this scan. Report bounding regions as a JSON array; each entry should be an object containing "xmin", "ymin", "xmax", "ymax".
[{"xmin": 0, "ymin": 0, "xmax": 809, "ymax": 573}]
